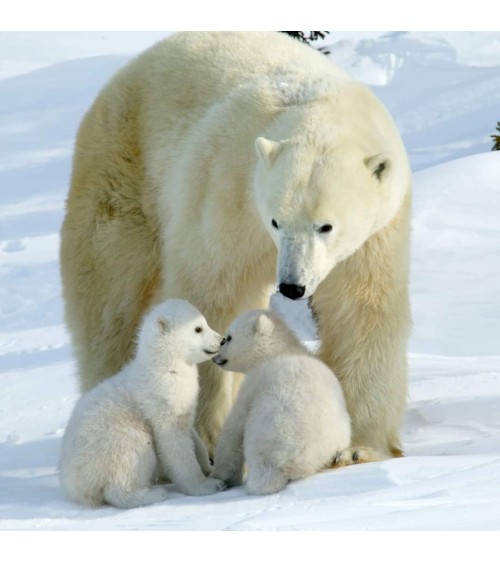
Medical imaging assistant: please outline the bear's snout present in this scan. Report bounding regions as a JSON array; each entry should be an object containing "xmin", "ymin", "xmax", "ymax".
[{"xmin": 279, "ymin": 283, "xmax": 306, "ymax": 300}]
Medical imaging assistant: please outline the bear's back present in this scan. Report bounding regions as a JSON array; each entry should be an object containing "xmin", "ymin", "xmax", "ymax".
[
  {"xmin": 148, "ymin": 32, "xmax": 346, "ymax": 92},
  {"xmin": 102, "ymin": 31, "xmax": 350, "ymax": 121}
]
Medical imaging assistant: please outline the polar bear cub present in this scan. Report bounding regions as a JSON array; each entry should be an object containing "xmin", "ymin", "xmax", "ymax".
[
  {"xmin": 59, "ymin": 299, "xmax": 226, "ymax": 509},
  {"xmin": 211, "ymin": 309, "xmax": 351, "ymax": 495}
]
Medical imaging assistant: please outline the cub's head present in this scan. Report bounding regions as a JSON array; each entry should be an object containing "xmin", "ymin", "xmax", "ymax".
[
  {"xmin": 252, "ymin": 95, "xmax": 409, "ymax": 301},
  {"xmin": 137, "ymin": 299, "xmax": 223, "ymax": 365},
  {"xmin": 212, "ymin": 309, "xmax": 303, "ymax": 373}
]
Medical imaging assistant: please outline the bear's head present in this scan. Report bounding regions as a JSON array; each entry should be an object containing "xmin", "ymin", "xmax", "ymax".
[
  {"xmin": 137, "ymin": 299, "xmax": 223, "ymax": 365},
  {"xmin": 252, "ymin": 91, "xmax": 409, "ymax": 301},
  {"xmin": 212, "ymin": 309, "xmax": 304, "ymax": 373}
]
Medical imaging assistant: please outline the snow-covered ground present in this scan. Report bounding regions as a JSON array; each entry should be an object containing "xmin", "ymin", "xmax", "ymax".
[{"xmin": 1, "ymin": 31, "xmax": 500, "ymax": 531}]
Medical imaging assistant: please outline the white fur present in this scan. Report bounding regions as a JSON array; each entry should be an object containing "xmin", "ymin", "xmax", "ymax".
[
  {"xmin": 211, "ymin": 310, "xmax": 351, "ymax": 495},
  {"xmin": 254, "ymin": 121, "xmax": 408, "ymax": 298},
  {"xmin": 59, "ymin": 299, "xmax": 226, "ymax": 508},
  {"xmin": 61, "ymin": 32, "xmax": 412, "ymax": 459}
]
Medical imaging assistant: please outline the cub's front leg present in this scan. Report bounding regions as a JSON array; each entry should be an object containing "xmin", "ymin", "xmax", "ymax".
[
  {"xmin": 192, "ymin": 428, "xmax": 212, "ymax": 476},
  {"xmin": 211, "ymin": 390, "xmax": 254, "ymax": 488},
  {"xmin": 154, "ymin": 421, "xmax": 226, "ymax": 496}
]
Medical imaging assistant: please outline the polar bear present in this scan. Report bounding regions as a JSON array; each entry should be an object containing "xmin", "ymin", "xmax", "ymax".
[
  {"xmin": 60, "ymin": 31, "xmax": 412, "ymax": 461},
  {"xmin": 59, "ymin": 299, "xmax": 226, "ymax": 509},
  {"xmin": 210, "ymin": 309, "xmax": 351, "ymax": 494}
]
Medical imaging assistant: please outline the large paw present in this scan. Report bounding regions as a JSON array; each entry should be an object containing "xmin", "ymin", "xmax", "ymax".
[{"xmin": 331, "ymin": 446, "xmax": 387, "ymax": 468}]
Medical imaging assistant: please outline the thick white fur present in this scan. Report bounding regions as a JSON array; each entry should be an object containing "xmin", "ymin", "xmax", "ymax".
[
  {"xmin": 59, "ymin": 299, "xmax": 226, "ymax": 508},
  {"xmin": 61, "ymin": 31, "xmax": 411, "ymax": 459},
  {"xmin": 211, "ymin": 310, "xmax": 351, "ymax": 495}
]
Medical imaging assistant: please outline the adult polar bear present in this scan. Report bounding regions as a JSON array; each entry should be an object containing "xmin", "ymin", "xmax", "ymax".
[{"xmin": 60, "ymin": 31, "xmax": 411, "ymax": 460}]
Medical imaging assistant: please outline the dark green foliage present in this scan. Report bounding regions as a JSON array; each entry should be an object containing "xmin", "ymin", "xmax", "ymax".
[
  {"xmin": 279, "ymin": 31, "xmax": 330, "ymax": 54},
  {"xmin": 492, "ymin": 122, "xmax": 500, "ymax": 151}
]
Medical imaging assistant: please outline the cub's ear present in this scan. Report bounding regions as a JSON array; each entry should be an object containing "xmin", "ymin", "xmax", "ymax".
[
  {"xmin": 255, "ymin": 137, "xmax": 282, "ymax": 168},
  {"xmin": 157, "ymin": 317, "xmax": 170, "ymax": 334},
  {"xmin": 254, "ymin": 313, "xmax": 274, "ymax": 337},
  {"xmin": 365, "ymin": 153, "xmax": 392, "ymax": 181}
]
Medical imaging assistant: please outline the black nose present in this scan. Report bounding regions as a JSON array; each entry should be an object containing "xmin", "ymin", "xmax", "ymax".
[
  {"xmin": 220, "ymin": 338, "xmax": 226, "ymax": 346},
  {"xmin": 279, "ymin": 283, "xmax": 306, "ymax": 300}
]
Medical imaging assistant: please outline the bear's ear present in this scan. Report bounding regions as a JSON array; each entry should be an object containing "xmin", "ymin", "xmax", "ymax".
[
  {"xmin": 254, "ymin": 313, "xmax": 274, "ymax": 337},
  {"xmin": 157, "ymin": 317, "xmax": 170, "ymax": 334},
  {"xmin": 255, "ymin": 137, "xmax": 282, "ymax": 168},
  {"xmin": 365, "ymin": 153, "xmax": 392, "ymax": 181}
]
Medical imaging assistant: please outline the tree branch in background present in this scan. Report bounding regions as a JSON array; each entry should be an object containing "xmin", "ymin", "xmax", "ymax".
[
  {"xmin": 279, "ymin": 31, "xmax": 330, "ymax": 54},
  {"xmin": 492, "ymin": 122, "xmax": 500, "ymax": 151}
]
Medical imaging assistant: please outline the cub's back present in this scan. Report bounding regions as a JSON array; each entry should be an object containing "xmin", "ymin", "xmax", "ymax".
[
  {"xmin": 246, "ymin": 354, "xmax": 348, "ymax": 430},
  {"xmin": 244, "ymin": 354, "xmax": 351, "ymax": 470}
]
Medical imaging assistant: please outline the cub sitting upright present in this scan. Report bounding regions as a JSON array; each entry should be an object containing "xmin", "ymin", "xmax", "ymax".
[
  {"xmin": 211, "ymin": 309, "xmax": 351, "ymax": 495},
  {"xmin": 59, "ymin": 299, "xmax": 226, "ymax": 509}
]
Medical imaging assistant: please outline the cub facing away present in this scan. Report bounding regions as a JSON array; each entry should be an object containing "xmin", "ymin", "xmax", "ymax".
[
  {"xmin": 211, "ymin": 309, "xmax": 351, "ymax": 495},
  {"xmin": 59, "ymin": 299, "xmax": 226, "ymax": 509}
]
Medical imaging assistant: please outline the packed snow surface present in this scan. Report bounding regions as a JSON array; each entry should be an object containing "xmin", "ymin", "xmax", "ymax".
[{"xmin": 1, "ymin": 31, "xmax": 500, "ymax": 531}]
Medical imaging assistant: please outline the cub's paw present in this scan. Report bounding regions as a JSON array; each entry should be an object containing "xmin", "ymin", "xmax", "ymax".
[
  {"xmin": 223, "ymin": 475, "xmax": 243, "ymax": 489},
  {"xmin": 199, "ymin": 459, "xmax": 213, "ymax": 477},
  {"xmin": 210, "ymin": 471, "xmax": 243, "ymax": 489},
  {"xmin": 331, "ymin": 446, "xmax": 387, "ymax": 468},
  {"xmin": 190, "ymin": 477, "xmax": 227, "ymax": 496}
]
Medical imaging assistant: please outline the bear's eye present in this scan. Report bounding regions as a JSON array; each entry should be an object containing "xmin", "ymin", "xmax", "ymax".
[
  {"xmin": 317, "ymin": 224, "xmax": 333, "ymax": 233},
  {"xmin": 374, "ymin": 161, "xmax": 386, "ymax": 180},
  {"xmin": 226, "ymin": 335, "xmax": 232, "ymax": 342},
  {"xmin": 195, "ymin": 326, "xmax": 203, "ymax": 333},
  {"xmin": 271, "ymin": 219, "xmax": 279, "ymax": 229}
]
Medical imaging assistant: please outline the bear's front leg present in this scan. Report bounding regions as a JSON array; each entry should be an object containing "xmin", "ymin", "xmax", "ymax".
[
  {"xmin": 211, "ymin": 385, "xmax": 255, "ymax": 488},
  {"xmin": 154, "ymin": 422, "xmax": 226, "ymax": 496},
  {"xmin": 313, "ymin": 201, "xmax": 411, "ymax": 460},
  {"xmin": 318, "ymin": 309, "xmax": 409, "ymax": 460},
  {"xmin": 192, "ymin": 428, "xmax": 212, "ymax": 476},
  {"xmin": 211, "ymin": 434, "xmax": 245, "ymax": 489},
  {"xmin": 195, "ymin": 360, "xmax": 236, "ymax": 456}
]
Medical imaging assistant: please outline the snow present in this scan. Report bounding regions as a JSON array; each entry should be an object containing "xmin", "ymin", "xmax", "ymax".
[{"xmin": 1, "ymin": 31, "xmax": 500, "ymax": 533}]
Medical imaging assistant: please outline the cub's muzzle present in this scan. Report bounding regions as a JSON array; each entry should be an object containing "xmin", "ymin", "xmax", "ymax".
[{"xmin": 212, "ymin": 355, "xmax": 228, "ymax": 366}]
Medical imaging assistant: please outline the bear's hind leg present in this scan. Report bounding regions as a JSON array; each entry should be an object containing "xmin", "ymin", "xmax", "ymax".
[
  {"xmin": 195, "ymin": 360, "xmax": 236, "ymax": 457},
  {"xmin": 103, "ymin": 484, "xmax": 167, "ymax": 509},
  {"xmin": 245, "ymin": 460, "xmax": 289, "ymax": 495},
  {"xmin": 102, "ymin": 429, "xmax": 166, "ymax": 509}
]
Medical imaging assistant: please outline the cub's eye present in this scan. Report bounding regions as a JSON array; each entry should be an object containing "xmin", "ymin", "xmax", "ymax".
[
  {"xmin": 195, "ymin": 327, "xmax": 203, "ymax": 333},
  {"xmin": 226, "ymin": 335, "xmax": 232, "ymax": 342},
  {"xmin": 271, "ymin": 219, "xmax": 279, "ymax": 229},
  {"xmin": 317, "ymin": 224, "xmax": 333, "ymax": 233}
]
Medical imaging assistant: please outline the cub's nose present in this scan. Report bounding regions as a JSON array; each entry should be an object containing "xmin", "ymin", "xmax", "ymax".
[
  {"xmin": 279, "ymin": 283, "xmax": 306, "ymax": 300},
  {"xmin": 212, "ymin": 354, "xmax": 227, "ymax": 366},
  {"xmin": 220, "ymin": 338, "xmax": 226, "ymax": 346}
]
